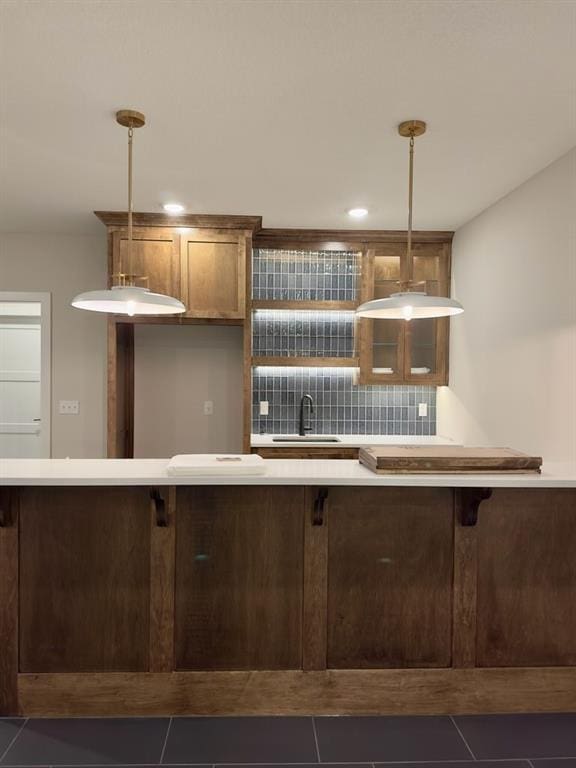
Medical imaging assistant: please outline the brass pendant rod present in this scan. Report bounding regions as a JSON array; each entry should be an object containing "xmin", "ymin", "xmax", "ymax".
[
  {"xmin": 398, "ymin": 119, "xmax": 425, "ymax": 289},
  {"xmin": 127, "ymin": 124, "xmax": 134, "ymax": 284},
  {"xmin": 115, "ymin": 109, "xmax": 145, "ymax": 287},
  {"xmin": 406, "ymin": 133, "xmax": 415, "ymax": 282}
]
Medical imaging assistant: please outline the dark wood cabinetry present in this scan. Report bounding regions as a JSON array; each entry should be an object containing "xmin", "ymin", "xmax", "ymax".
[
  {"xmin": 6, "ymin": 482, "xmax": 576, "ymax": 717},
  {"xmin": 357, "ymin": 241, "xmax": 451, "ymax": 385},
  {"xmin": 18, "ymin": 487, "xmax": 151, "ymax": 673},
  {"xmin": 326, "ymin": 487, "xmax": 454, "ymax": 668},
  {"xmin": 180, "ymin": 229, "xmax": 247, "ymax": 319},
  {"xmin": 476, "ymin": 488, "xmax": 576, "ymax": 667},
  {"xmin": 99, "ymin": 213, "xmax": 258, "ymax": 457},
  {"xmin": 100, "ymin": 213, "xmax": 255, "ymax": 321},
  {"xmin": 175, "ymin": 486, "xmax": 305, "ymax": 670}
]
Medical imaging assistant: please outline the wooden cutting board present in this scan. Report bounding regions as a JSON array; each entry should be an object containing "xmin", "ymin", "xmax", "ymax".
[{"xmin": 359, "ymin": 445, "xmax": 542, "ymax": 474}]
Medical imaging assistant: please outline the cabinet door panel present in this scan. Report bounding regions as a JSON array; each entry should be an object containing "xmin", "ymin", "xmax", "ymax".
[
  {"xmin": 358, "ymin": 246, "xmax": 405, "ymax": 383},
  {"xmin": 19, "ymin": 488, "xmax": 151, "ymax": 673},
  {"xmin": 477, "ymin": 488, "xmax": 576, "ymax": 667},
  {"xmin": 181, "ymin": 232, "xmax": 246, "ymax": 318},
  {"xmin": 405, "ymin": 243, "xmax": 450, "ymax": 384},
  {"xmin": 327, "ymin": 487, "xmax": 454, "ymax": 668},
  {"xmin": 112, "ymin": 228, "xmax": 180, "ymax": 299},
  {"xmin": 175, "ymin": 486, "xmax": 304, "ymax": 670}
]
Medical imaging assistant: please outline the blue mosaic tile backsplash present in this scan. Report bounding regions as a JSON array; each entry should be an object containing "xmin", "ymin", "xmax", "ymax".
[
  {"xmin": 251, "ymin": 247, "xmax": 437, "ymax": 437},
  {"xmin": 252, "ymin": 248, "xmax": 360, "ymax": 301},
  {"xmin": 252, "ymin": 368, "xmax": 436, "ymax": 436},
  {"xmin": 253, "ymin": 310, "xmax": 355, "ymax": 358}
]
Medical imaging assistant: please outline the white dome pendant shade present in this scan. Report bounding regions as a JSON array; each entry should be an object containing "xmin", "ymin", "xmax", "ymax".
[
  {"xmin": 72, "ymin": 285, "xmax": 185, "ymax": 316},
  {"xmin": 357, "ymin": 292, "xmax": 463, "ymax": 320},
  {"xmin": 356, "ymin": 120, "xmax": 464, "ymax": 321},
  {"xmin": 72, "ymin": 109, "xmax": 185, "ymax": 317}
]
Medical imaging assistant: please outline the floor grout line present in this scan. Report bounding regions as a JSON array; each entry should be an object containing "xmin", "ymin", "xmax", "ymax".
[
  {"xmin": 0, "ymin": 758, "xmax": 572, "ymax": 766},
  {"xmin": 450, "ymin": 715, "xmax": 477, "ymax": 760},
  {"xmin": 311, "ymin": 715, "xmax": 322, "ymax": 763},
  {"xmin": 158, "ymin": 715, "xmax": 173, "ymax": 764},
  {"xmin": 0, "ymin": 717, "xmax": 29, "ymax": 764}
]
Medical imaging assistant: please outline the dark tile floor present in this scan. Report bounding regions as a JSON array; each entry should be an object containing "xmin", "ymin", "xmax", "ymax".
[{"xmin": 0, "ymin": 713, "xmax": 575, "ymax": 766}]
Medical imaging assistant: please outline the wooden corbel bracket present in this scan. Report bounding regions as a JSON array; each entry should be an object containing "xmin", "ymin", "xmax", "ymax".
[
  {"xmin": 459, "ymin": 487, "xmax": 493, "ymax": 526},
  {"xmin": 150, "ymin": 488, "xmax": 168, "ymax": 527},
  {"xmin": 312, "ymin": 487, "xmax": 329, "ymax": 526}
]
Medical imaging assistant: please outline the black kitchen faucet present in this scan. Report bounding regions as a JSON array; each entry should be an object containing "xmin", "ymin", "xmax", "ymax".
[{"xmin": 298, "ymin": 394, "xmax": 314, "ymax": 436}]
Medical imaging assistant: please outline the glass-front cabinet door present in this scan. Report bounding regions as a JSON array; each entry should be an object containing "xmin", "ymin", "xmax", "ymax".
[
  {"xmin": 404, "ymin": 243, "xmax": 450, "ymax": 384},
  {"xmin": 358, "ymin": 241, "xmax": 451, "ymax": 386},
  {"xmin": 358, "ymin": 246, "xmax": 405, "ymax": 383}
]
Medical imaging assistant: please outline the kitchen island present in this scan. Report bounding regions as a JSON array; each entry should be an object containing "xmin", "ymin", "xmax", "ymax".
[{"xmin": 1, "ymin": 458, "xmax": 575, "ymax": 717}]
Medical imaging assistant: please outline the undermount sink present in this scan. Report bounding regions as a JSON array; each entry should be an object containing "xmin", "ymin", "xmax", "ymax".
[{"xmin": 272, "ymin": 436, "xmax": 341, "ymax": 443}]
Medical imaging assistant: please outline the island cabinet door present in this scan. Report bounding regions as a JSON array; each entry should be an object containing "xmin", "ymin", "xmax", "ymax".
[
  {"xmin": 476, "ymin": 488, "xmax": 576, "ymax": 667},
  {"xmin": 175, "ymin": 486, "xmax": 305, "ymax": 670},
  {"xmin": 327, "ymin": 487, "xmax": 454, "ymax": 668},
  {"xmin": 19, "ymin": 487, "xmax": 152, "ymax": 673}
]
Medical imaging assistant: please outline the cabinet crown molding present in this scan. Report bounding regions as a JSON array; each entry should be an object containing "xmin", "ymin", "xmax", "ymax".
[
  {"xmin": 95, "ymin": 211, "xmax": 263, "ymax": 231},
  {"xmin": 254, "ymin": 228, "xmax": 454, "ymax": 247}
]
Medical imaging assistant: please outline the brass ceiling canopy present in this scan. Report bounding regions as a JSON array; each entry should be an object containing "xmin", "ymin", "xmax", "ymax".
[
  {"xmin": 116, "ymin": 109, "xmax": 146, "ymax": 129},
  {"xmin": 398, "ymin": 119, "xmax": 426, "ymax": 138}
]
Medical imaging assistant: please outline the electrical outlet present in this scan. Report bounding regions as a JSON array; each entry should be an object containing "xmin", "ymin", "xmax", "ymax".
[
  {"xmin": 259, "ymin": 400, "xmax": 269, "ymax": 416},
  {"xmin": 59, "ymin": 400, "xmax": 79, "ymax": 415},
  {"xmin": 203, "ymin": 400, "xmax": 214, "ymax": 416},
  {"xmin": 418, "ymin": 402, "xmax": 428, "ymax": 418}
]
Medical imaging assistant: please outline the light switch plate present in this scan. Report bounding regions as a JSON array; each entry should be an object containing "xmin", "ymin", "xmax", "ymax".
[
  {"xmin": 418, "ymin": 402, "xmax": 428, "ymax": 417},
  {"xmin": 59, "ymin": 400, "xmax": 79, "ymax": 415},
  {"xmin": 259, "ymin": 400, "xmax": 269, "ymax": 416},
  {"xmin": 203, "ymin": 400, "xmax": 214, "ymax": 416}
]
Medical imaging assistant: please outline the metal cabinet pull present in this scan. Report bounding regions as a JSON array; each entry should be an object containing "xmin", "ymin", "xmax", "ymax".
[
  {"xmin": 150, "ymin": 488, "xmax": 168, "ymax": 527},
  {"xmin": 312, "ymin": 488, "xmax": 328, "ymax": 526}
]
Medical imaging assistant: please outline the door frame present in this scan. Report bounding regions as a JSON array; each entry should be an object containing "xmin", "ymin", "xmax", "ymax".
[{"xmin": 0, "ymin": 291, "xmax": 51, "ymax": 457}]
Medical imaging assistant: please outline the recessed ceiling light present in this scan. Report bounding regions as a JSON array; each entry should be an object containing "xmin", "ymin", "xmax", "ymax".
[
  {"xmin": 347, "ymin": 207, "xmax": 368, "ymax": 219},
  {"xmin": 163, "ymin": 202, "xmax": 185, "ymax": 214}
]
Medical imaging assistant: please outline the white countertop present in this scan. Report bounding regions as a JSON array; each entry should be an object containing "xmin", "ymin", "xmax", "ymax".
[
  {"xmin": 1, "ymin": 458, "xmax": 576, "ymax": 488},
  {"xmin": 251, "ymin": 434, "xmax": 456, "ymax": 448}
]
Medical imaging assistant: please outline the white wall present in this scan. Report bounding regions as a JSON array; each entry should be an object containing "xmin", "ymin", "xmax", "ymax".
[
  {"xmin": 0, "ymin": 233, "xmax": 107, "ymax": 457},
  {"xmin": 133, "ymin": 324, "xmax": 243, "ymax": 457},
  {"xmin": 438, "ymin": 148, "xmax": 576, "ymax": 463}
]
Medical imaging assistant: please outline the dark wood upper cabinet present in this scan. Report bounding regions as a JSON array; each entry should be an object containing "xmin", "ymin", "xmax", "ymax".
[
  {"xmin": 327, "ymin": 486, "xmax": 454, "ymax": 669},
  {"xmin": 174, "ymin": 486, "xmax": 305, "ymax": 670},
  {"xmin": 180, "ymin": 229, "xmax": 247, "ymax": 319},
  {"xmin": 19, "ymin": 487, "xmax": 152, "ymax": 673},
  {"xmin": 358, "ymin": 241, "xmax": 452, "ymax": 385},
  {"xmin": 110, "ymin": 227, "xmax": 249, "ymax": 320},
  {"xmin": 111, "ymin": 227, "xmax": 181, "ymax": 300},
  {"xmin": 476, "ymin": 488, "xmax": 576, "ymax": 667}
]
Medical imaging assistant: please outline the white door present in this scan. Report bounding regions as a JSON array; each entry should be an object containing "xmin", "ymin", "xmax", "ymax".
[{"xmin": 0, "ymin": 294, "xmax": 51, "ymax": 458}]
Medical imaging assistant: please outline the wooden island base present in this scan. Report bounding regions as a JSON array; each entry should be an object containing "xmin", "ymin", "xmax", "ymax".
[
  {"xmin": 16, "ymin": 667, "xmax": 576, "ymax": 717},
  {"xmin": 2, "ymin": 483, "xmax": 576, "ymax": 716}
]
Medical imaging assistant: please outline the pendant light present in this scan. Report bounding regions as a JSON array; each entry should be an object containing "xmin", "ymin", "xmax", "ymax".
[
  {"xmin": 72, "ymin": 110, "xmax": 186, "ymax": 316},
  {"xmin": 356, "ymin": 120, "xmax": 463, "ymax": 320}
]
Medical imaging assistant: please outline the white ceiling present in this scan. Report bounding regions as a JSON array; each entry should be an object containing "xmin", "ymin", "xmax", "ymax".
[{"xmin": 1, "ymin": 0, "xmax": 575, "ymax": 235}]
